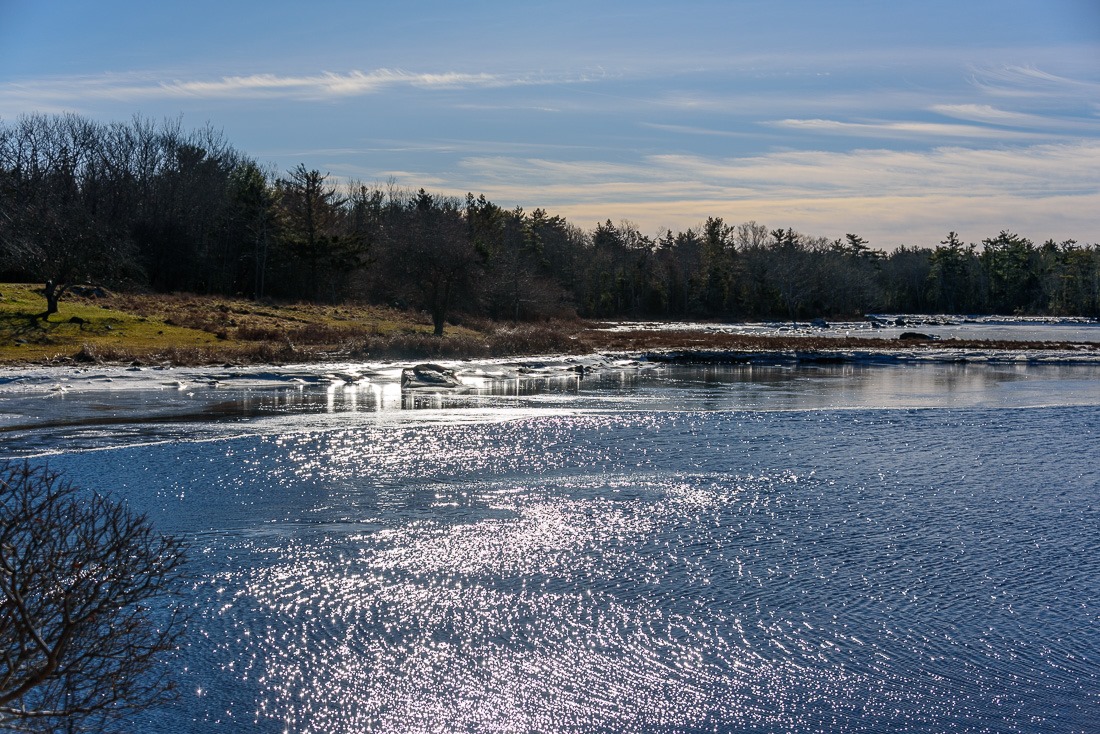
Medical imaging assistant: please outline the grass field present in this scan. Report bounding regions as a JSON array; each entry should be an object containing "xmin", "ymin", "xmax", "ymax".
[
  {"xmin": 2, "ymin": 283, "xmax": 1094, "ymax": 367},
  {"xmin": 0, "ymin": 284, "xmax": 484, "ymax": 365}
]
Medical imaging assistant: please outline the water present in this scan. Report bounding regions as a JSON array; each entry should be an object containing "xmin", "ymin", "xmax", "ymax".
[{"xmin": 2, "ymin": 359, "xmax": 1099, "ymax": 732}]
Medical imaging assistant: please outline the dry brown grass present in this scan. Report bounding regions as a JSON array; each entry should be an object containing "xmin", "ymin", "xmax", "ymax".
[
  {"xmin": 4, "ymin": 284, "xmax": 1095, "ymax": 366},
  {"xmin": 578, "ymin": 329, "xmax": 1099, "ymax": 354}
]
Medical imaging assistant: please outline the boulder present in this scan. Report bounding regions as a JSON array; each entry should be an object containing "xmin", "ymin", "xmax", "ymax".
[{"xmin": 401, "ymin": 363, "xmax": 461, "ymax": 389}]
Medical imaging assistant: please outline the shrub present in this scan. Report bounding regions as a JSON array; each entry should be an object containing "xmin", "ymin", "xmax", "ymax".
[{"xmin": 0, "ymin": 462, "xmax": 187, "ymax": 731}]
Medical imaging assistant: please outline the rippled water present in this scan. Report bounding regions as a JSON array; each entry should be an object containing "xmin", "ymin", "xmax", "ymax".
[{"xmin": 6, "ymin": 362, "xmax": 1100, "ymax": 732}]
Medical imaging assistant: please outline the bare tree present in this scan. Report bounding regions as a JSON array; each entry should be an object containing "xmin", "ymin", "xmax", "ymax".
[{"xmin": 0, "ymin": 462, "xmax": 186, "ymax": 732}]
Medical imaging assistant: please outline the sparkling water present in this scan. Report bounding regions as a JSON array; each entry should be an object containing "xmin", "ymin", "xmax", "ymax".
[{"xmin": 4, "ymin": 361, "xmax": 1098, "ymax": 732}]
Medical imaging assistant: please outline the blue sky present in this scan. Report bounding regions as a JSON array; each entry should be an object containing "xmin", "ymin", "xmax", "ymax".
[{"xmin": 2, "ymin": 0, "xmax": 1098, "ymax": 247}]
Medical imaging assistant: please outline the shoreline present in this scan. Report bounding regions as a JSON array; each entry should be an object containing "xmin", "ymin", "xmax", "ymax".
[
  {"xmin": 2, "ymin": 330, "xmax": 1099, "ymax": 371},
  {"xmin": 2, "ymin": 340, "xmax": 1100, "ymax": 390},
  {"xmin": 2, "ymin": 281, "xmax": 1098, "ymax": 369}
]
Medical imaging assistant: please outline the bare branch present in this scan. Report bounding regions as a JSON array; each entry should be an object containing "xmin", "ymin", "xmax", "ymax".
[{"xmin": 0, "ymin": 461, "xmax": 187, "ymax": 731}]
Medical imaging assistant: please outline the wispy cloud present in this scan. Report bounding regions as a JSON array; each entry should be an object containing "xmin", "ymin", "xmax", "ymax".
[
  {"xmin": 752, "ymin": 66, "xmax": 1100, "ymax": 146},
  {"xmin": 427, "ymin": 141, "xmax": 1100, "ymax": 244},
  {"xmin": 931, "ymin": 104, "xmax": 1052, "ymax": 127},
  {"xmin": 770, "ymin": 118, "xmax": 1046, "ymax": 141},
  {"xmin": 158, "ymin": 69, "xmax": 507, "ymax": 98},
  {"xmin": 650, "ymin": 143, "xmax": 1100, "ymax": 198},
  {"xmin": 0, "ymin": 67, "xmax": 584, "ymax": 109},
  {"xmin": 969, "ymin": 64, "xmax": 1100, "ymax": 100},
  {"xmin": 549, "ymin": 192, "xmax": 1100, "ymax": 248},
  {"xmin": 639, "ymin": 122, "xmax": 755, "ymax": 138},
  {"xmin": 931, "ymin": 103, "xmax": 1099, "ymax": 132}
]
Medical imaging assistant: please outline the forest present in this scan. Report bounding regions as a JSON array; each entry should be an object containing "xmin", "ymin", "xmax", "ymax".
[{"xmin": 2, "ymin": 113, "xmax": 1098, "ymax": 332}]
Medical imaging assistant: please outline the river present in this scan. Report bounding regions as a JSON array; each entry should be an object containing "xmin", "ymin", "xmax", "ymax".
[{"xmin": 1, "ymin": 354, "xmax": 1098, "ymax": 732}]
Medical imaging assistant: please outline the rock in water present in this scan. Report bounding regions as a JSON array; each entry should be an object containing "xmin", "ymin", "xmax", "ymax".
[{"xmin": 401, "ymin": 363, "xmax": 461, "ymax": 388}]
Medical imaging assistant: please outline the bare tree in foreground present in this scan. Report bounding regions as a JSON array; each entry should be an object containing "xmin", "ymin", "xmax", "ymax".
[{"xmin": 0, "ymin": 462, "xmax": 186, "ymax": 732}]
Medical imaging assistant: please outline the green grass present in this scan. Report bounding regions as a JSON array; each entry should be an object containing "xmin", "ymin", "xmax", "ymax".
[
  {"xmin": 0, "ymin": 284, "xmax": 222, "ymax": 363},
  {"xmin": 10, "ymin": 282, "xmax": 1076, "ymax": 368},
  {"xmin": 0, "ymin": 283, "xmax": 574, "ymax": 365}
]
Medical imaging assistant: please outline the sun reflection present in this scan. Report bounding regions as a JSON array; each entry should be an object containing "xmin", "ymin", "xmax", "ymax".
[
  {"xmin": 193, "ymin": 468, "xmax": 904, "ymax": 732},
  {"xmin": 149, "ymin": 408, "xmax": 1100, "ymax": 733}
]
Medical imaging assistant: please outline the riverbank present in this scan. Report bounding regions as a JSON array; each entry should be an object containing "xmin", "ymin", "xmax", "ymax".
[
  {"xmin": 0, "ymin": 284, "xmax": 585, "ymax": 366},
  {"xmin": 2, "ymin": 284, "xmax": 1097, "ymax": 367}
]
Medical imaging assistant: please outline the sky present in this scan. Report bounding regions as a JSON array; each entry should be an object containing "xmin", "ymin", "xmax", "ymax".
[{"xmin": 1, "ymin": 0, "xmax": 1098, "ymax": 248}]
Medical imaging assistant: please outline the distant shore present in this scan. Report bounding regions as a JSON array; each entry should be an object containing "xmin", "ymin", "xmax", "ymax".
[
  {"xmin": 6, "ymin": 327, "xmax": 1098, "ymax": 371},
  {"xmin": 2, "ymin": 284, "xmax": 1097, "ymax": 368}
]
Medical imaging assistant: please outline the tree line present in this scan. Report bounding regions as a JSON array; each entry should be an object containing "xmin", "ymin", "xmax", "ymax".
[{"xmin": 2, "ymin": 113, "xmax": 1098, "ymax": 328}]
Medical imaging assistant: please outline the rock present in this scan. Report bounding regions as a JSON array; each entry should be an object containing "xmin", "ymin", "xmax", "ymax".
[
  {"xmin": 810, "ymin": 318, "xmax": 829, "ymax": 328},
  {"xmin": 898, "ymin": 331, "xmax": 935, "ymax": 341},
  {"xmin": 563, "ymin": 364, "xmax": 589, "ymax": 379},
  {"xmin": 68, "ymin": 316, "xmax": 86, "ymax": 326},
  {"xmin": 401, "ymin": 363, "xmax": 461, "ymax": 388},
  {"xmin": 325, "ymin": 371, "xmax": 366, "ymax": 384},
  {"xmin": 69, "ymin": 285, "xmax": 109, "ymax": 298}
]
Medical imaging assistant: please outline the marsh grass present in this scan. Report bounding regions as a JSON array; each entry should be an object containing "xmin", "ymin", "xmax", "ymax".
[
  {"xmin": 2, "ymin": 283, "xmax": 1093, "ymax": 366},
  {"xmin": 585, "ymin": 328, "xmax": 1098, "ymax": 354},
  {"xmin": 350, "ymin": 323, "xmax": 589, "ymax": 360},
  {"xmin": 1, "ymin": 284, "xmax": 586, "ymax": 365}
]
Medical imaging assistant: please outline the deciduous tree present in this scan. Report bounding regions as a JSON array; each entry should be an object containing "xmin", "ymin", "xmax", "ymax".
[{"xmin": 0, "ymin": 461, "xmax": 186, "ymax": 732}]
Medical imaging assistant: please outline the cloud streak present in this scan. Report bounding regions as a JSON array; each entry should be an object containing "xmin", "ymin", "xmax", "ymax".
[
  {"xmin": 423, "ymin": 140, "xmax": 1100, "ymax": 245},
  {"xmin": 452, "ymin": 141, "xmax": 1100, "ymax": 201},
  {"xmin": 770, "ymin": 118, "xmax": 1047, "ymax": 141},
  {"xmin": 968, "ymin": 64, "xmax": 1100, "ymax": 100},
  {"xmin": 159, "ymin": 69, "xmax": 508, "ymax": 98},
  {"xmin": 0, "ymin": 67, "xmax": 586, "ymax": 108},
  {"xmin": 549, "ymin": 192, "xmax": 1100, "ymax": 249}
]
